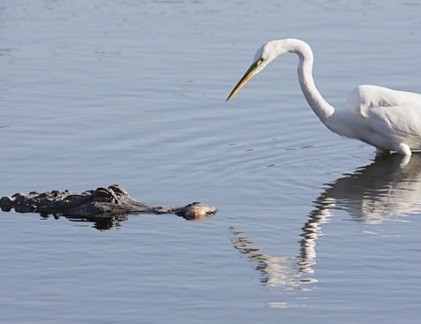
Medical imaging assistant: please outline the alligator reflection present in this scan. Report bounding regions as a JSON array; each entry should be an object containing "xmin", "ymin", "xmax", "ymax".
[
  {"xmin": 44, "ymin": 213, "xmax": 130, "ymax": 231},
  {"xmin": 231, "ymin": 154, "xmax": 421, "ymax": 289}
]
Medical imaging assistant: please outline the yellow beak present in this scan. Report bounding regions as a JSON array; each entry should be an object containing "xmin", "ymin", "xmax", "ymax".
[{"xmin": 226, "ymin": 60, "xmax": 261, "ymax": 101}]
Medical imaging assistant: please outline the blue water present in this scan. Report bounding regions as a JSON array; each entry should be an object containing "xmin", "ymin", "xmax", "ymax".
[{"xmin": 1, "ymin": 1, "xmax": 421, "ymax": 323}]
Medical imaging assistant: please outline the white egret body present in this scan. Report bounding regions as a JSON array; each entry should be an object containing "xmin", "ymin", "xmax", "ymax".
[{"xmin": 227, "ymin": 38, "xmax": 421, "ymax": 156}]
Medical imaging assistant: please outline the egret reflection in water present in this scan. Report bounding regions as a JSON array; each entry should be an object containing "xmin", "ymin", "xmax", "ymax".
[{"xmin": 231, "ymin": 154, "xmax": 421, "ymax": 291}]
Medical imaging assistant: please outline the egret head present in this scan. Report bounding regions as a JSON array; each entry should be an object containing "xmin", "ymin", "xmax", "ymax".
[{"xmin": 226, "ymin": 40, "xmax": 287, "ymax": 101}]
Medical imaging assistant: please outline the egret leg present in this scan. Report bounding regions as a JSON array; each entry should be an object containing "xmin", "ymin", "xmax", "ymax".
[{"xmin": 395, "ymin": 143, "xmax": 412, "ymax": 156}]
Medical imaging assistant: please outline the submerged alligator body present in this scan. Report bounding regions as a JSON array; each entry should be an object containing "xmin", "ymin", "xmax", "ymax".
[{"xmin": 0, "ymin": 184, "xmax": 217, "ymax": 230}]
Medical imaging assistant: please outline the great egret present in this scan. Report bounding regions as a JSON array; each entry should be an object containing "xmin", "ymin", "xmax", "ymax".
[{"xmin": 227, "ymin": 38, "xmax": 421, "ymax": 156}]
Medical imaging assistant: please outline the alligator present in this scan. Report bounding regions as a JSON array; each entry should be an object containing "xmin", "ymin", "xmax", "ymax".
[{"xmin": 0, "ymin": 184, "xmax": 218, "ymax": 230}]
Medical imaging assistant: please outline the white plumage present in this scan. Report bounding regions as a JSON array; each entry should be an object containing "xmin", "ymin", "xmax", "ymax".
[{"xmin": 227, "ymin": 38, "xmax": 421, "ymax": 156}]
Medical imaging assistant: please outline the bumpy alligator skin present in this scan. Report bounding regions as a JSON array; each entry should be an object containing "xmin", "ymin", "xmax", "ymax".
[{"xmin": 0, "ymin": 184, "xmax": 217, "ymax": 229}]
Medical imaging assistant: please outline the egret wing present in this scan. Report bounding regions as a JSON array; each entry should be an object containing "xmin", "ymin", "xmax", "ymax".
[{"xmin": 356, "ymin": 85, "xmax": 421, "ymax": 149}]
